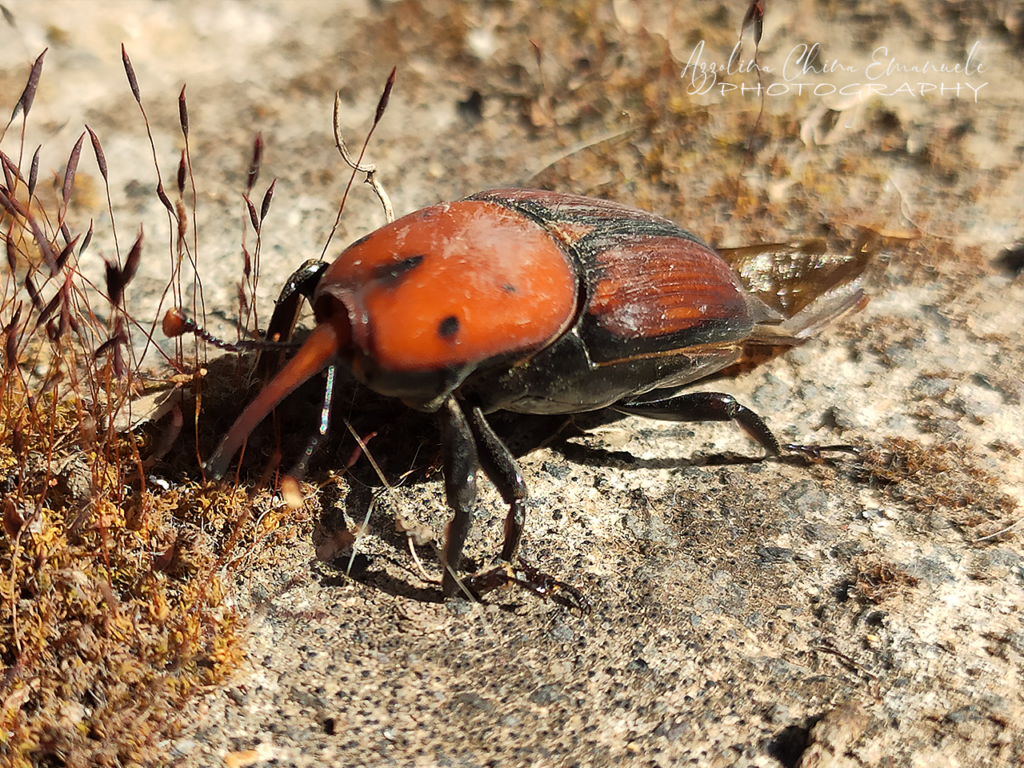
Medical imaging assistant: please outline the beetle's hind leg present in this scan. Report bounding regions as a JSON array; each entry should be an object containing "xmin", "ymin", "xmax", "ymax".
[
  {"xmin": 614, "ymin": 391, "xmax": 857, "ymax": 458},
  {"xmin": 615, "ymin": 391, "xmax": 783, "ymax": 454}
]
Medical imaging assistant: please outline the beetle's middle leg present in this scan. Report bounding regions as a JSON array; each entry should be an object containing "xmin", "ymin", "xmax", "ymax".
[{"xmin": 440, "ymin": 401, "xmax": 586, "ymax": 610}]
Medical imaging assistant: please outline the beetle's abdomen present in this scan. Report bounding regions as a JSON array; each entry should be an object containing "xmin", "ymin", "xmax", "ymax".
[{"xmin": 316, "ymin": 200, "xmax": 577, "ymax": 373}]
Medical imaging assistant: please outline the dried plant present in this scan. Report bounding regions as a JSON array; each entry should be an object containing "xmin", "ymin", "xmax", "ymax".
[{"xmin": 0, "ymin": 48, "xmax": 289, "ymax": 768}]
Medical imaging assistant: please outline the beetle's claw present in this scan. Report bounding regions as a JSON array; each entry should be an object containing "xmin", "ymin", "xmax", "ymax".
[
  {"xmin": 511, "ymin": 559, "xmax": 591, "ymax": 613},
  {"xmin": 458, "ymin": 560, "xmax": 590, "ymax": 613}
]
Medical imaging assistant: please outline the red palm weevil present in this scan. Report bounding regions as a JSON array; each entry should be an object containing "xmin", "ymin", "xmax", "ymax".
[{"xmin": 166, "ymin": 188, "xmax": 871, "ymax": 603}]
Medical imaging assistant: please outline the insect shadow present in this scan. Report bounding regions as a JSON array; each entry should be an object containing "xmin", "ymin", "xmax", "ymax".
[
  {"xmin": 152, "ymin": 349, "xmax": 843, "ymax": 605},
  {"xmin": 295, "ymin": 372, "xmax": 825, "ymax": 604},
  {"xmin": 547, "ymin": 408, "xmax": 848, "ymax": 472}
]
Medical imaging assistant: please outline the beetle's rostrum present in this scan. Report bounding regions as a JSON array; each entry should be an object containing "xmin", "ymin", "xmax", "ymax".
[{"xmin": 182, "ymin": 188, "xmax": 871, "ymax": 602}]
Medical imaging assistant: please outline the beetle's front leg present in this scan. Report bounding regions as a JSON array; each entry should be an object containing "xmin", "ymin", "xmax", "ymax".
[
  {"xmin": 439, "ymin": 397, "xmax": 479, "ymax": 598},
  {"xmin": 257, "ymin": 259, "xmax": 329, "ymax": 380}
]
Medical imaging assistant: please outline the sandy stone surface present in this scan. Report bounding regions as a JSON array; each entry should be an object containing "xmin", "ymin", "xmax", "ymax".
[{"xmin": 2, "ymin": 1, "xmax": 1022, "ymax": 766}]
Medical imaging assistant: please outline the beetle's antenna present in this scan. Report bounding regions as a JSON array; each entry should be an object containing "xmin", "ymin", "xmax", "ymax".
[
  {"xmin": 321, "ymin": 67, "xmax": 397, "ymax": 262},
  {"xmin": 162, "ymin": 307, "xmax": 299, "ymax": 354}
]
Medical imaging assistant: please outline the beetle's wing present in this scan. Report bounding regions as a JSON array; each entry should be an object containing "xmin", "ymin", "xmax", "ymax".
[
  {"xmin": 579, "ymin": 226, "xmax": 754, "ymax": 360},
  {"xmin": 719, "ymin": 237, "xmax": 872, "ymax": 345},
  {"xmin": 713, "ymin": 236, "xmax": 874, "ymax": 377}
]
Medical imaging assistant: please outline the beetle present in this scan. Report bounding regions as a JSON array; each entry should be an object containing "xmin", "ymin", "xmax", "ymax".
[{"xmin": 173, "ymin": 188, "xmax": 870, "ymax": 603}]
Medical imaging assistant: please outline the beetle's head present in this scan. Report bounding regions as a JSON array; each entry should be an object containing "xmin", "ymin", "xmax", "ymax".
[
  {"xmin": 203, "ymin": 313, "xmax": 348, "ymax": 479},
  {"xmin": 163, "ymin": 305, "xmax": 351, "ymax": 478},
  {"xmin": 201, "ymin": 286, "xmax": 466, "ymax": 480},
  {"xmin": 312, "ymin": 290, "xmax": 473, "ymax": 413}
]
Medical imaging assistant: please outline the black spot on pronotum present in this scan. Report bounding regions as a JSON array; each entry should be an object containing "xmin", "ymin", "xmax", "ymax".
[
  {"xmin": 438, "ymin": 315, "xmax": 460, "ymax": 339},
  {"xmin": 373, "ymin": 254, "xmax": 425, "ymax": 284},
  {"xmin": 502, "ymin": 283, "xmax": 516, "ymax": 293}
]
